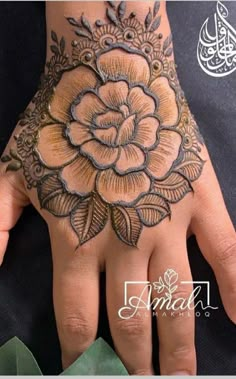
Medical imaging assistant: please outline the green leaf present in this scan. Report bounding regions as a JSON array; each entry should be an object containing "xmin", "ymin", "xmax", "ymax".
[
  {"xmin": 0, "ymin": 337, "xmax": 42, "ymax": 375},
  {"xmin": 61, "ymin": 338, "xmax": 128, "ymax": 375}
]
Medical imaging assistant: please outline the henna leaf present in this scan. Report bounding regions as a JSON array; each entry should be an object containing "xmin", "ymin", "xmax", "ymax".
[
  {"xmin": 175, "ymin": 151, "xmax": 204, "ymax": 181},
  {"xmin": 19, "ymin": 119, "xmax": 28, "ymax": 126},
  {"xmin": 136, "ymin": 194, "xmax": 170, "ymax": 226},
  {"xmin": 75, "ymin": 28, "xmax": 92, "ymax": 39},
  {"xmin": 165, "ymin": 47, "xmax": 173, "ymax": 57},
  {"xmin": 66, "ymin": 17, "xmax": 80, "ymax": 27},
  {"xmin": 107, "ymin": 1, "xmax": 116, "ymax": 9},
  {"xmin": 163, "ymin": 34, "xmax": 172, "ymax": 51},
  {"xmin": 39, "ymin": 174, "xmax": 62, "ymax": 201},
  {"xmin": 118, "ymin": 1, "xmax": 126, "ymax": 19},
  {"xmin": 106, "ymin": 8, "xmax": 119, "ymax": 26},
  {"xmin": 153, "ymin": 1, "xmax": 160, "ymax": 17},
  {"xmin": 81, "ymin": 13, "xmax": 92, "ymax": 33},
  {"xmin": 111, "ymin": 206, "xmax": 142, "ymax": 247},
  {"xmin": 50, "ymin": 45, "xmax": 59, "ymax": 55},
  {"xmin": 145, "ymin": 8, "xmax": 152, "ymax": 30},
  {"xmin": 60, "ymin": 37, "xmax": 65, "ymax": 55},
  {"xmin": 1, "ymin": 155, "xmax": 11, "ymax": 163},
  {"xmin": 10, "ymin": 148, "xmax": 20, "ymax": 160},
  {"xmin": 43, "ymin": 193, "xmax": 80, "ymax": 216},
  {"xmin": 6, "ymin": 161, "xmax": 22, "ymax": 172},
  {"xmin": 149, "ymin": 15, "xmax": 161, "ymax": 32},
  {"xmin": 153, "ymin": 172, "xmax": 192, "ymax": 203},
  {"xmin": 51, "ymin": 31, "xmax": 58, "ymax": 44},
  {"xmin": 38, "ymin": 174, "xmax": 80, "ymax": 216},
  {"xmin": 71, "ymin": 194, "xmax": 108, "ymax": 245}
]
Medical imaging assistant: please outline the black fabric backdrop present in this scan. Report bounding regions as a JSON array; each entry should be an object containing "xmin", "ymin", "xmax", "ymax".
[{"xmin": 0, "ymin": 1, "xmax": 235, "ymax": 375}]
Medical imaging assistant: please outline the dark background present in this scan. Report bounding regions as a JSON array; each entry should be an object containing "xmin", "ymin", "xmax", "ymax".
[{"xmin": 0, "ymin": 1, "xmax": 235, "ymax": 375}]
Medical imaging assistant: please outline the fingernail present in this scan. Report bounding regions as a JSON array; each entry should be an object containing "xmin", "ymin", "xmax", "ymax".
[{"xmin": 170, "ymin": 372, "xmax": 190, "ymax": 376}]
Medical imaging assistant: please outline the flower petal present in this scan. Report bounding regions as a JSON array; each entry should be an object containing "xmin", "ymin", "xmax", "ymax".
[
  {"xmin": 128, "ymin": 87, "xmax": 155, "ymax": 119},
  {"xmin": 147, "ymin": 130, "xmax": 181, "ymax": 178},
  {"xmin": 116, "ymin": 115, "xmax": 135, "ymax": 144},
  {"xmin": 67, "ymin": 121, "xmax": 92, "ymax": 146},
  {"xmin": 72, "ymin": 92, "xmax": 107, "ymax": 126},
  {"xmin": 93, "ymin": 127, "xmax": 117, "ymax": 145},
  {"xmin": 115, "ymin": 144, "xmax": 145, "ymax": 173},
  {"xmin": 97, "ymin": 48, "xmax": 150, "ymax": 85},
  {"xmin": 96, "ymin": 110, "xmax": 124, "ymax": 128},
  {"xmin": 149, "ymin": 77, "xmax": 178, "ymax": 127},
  {"xmin": 80, "ymin": 139, "xmax": 119, "ymax": 168},
  {"xmin": 97, "ymin": 169, "xmax": 151, "ymax": 204},
  {"xmin": 49, "ymin": 66, "xmax": 99, "ymax": 123},
  {"xmin": 36, "ymin": 124, "xmax": 77, "ymax": 168},
  {"xmin": 61, "ymin": 155, "xmax": 97, "ymax": 195},
  {"xmin": 98, "ymin": 80, "xmax": 129, "ymax": 108},
  {"xmin": 134, "ymin": 116, "xmax": 159, "ymax": 148}
]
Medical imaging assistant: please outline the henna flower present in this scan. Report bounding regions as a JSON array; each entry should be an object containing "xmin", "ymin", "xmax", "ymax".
[
  {"xmin": 4, "ymin": 7, "xmax": 204, "ymax": 247},
  {"xmin": 36, "ymin": 48, "xmax": 180, "ymax": 205}
]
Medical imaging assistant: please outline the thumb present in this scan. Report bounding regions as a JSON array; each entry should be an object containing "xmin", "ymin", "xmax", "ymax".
[{"xmin": 0, "ymin": 169, "xmax": 29, "ymax": 265}]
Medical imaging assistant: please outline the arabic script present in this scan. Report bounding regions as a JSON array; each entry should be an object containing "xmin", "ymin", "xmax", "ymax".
[{"xmin": 197, "ymin": 1, "xmax": 236, "ymax": 77}]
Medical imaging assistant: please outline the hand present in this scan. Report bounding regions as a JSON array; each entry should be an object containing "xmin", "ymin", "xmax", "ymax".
[{"xmin": 0, "ymin": 1, "xmax": 235, "ymax": 375}]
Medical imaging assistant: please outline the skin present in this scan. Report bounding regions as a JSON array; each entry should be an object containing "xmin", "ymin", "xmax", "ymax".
[{"xmin": 0, "ymin": 1, "xmax": 235, "ymax": 375}]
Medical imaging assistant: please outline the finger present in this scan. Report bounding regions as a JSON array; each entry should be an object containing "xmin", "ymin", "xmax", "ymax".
[
  {"xmin": 0, "ymin": 168, "xmax": 29, "ymax": 264},
  {"xmin": 149, "ymin": 232, "xmax": 196, "ymax": 376},
  {"xmin": 49, "ymin": 222, "xmax": 101, "ymax": 369},
  {"xmin": 191, "ymin": 155, "xmax": 236, "ymax": 323},
  {"xmin": 106, "ymin": 245, "xmax": 153, "ymax": 375}
]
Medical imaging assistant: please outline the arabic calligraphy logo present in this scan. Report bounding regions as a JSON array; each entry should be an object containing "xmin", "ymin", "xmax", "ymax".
[{"xmin": 197, "ymin": 1, "xmax": 236, "ymax": 77}]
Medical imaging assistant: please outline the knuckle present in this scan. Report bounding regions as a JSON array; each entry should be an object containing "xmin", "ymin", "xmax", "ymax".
[
  {"xmin": 162, "ymin": 286, "xmax": 193, "ymax": 318},
  {"xmin": 58, "ymin": 316, "xmax": 95, "ymax": 341},
  {"xmin": 164, "ymin": 343, "xmax": 195, "ymax": 361},
  {"xmin": 113, "ymin": 315, "xmax": 148, "ymax": 337},
  {"xmin": 215, "ymin": 239, "xmax": 236, "ymax": 266}
]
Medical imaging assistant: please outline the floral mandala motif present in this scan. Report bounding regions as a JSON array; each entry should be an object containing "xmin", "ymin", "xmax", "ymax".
[{"xmin": 1, "ymin": 1, "xmax": 204, "ymax": 247}]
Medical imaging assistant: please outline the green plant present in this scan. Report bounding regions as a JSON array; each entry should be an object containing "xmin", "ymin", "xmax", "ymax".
[{"xmin": 0, "ymin": 337, "xmax": 128, "ymax": 375}]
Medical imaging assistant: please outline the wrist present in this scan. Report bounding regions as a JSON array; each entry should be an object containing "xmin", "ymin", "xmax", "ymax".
[{"xmin": 45, "ymin": 1, "xmax": 172, "ymax": 63}]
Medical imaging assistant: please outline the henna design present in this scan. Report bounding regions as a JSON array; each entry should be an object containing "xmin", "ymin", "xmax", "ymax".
[{"xmin": 1, "ymin": 1, "xmax": 205, "ymax": 247}]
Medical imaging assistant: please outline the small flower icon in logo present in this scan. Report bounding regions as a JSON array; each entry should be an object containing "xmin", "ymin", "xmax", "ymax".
[{"xmin": 153, "ymin": 268, "xmax": 178, "ymax": 297}]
